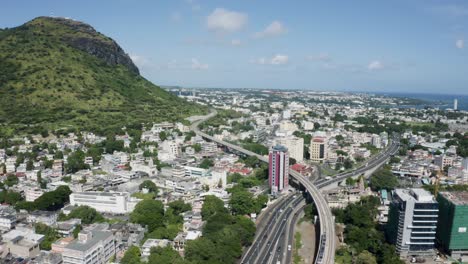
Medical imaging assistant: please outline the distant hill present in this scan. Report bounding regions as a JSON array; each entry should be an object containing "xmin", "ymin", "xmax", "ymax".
[{"xmin": 0, "ymin": 16, "xmax": 206, "ymax": 136}]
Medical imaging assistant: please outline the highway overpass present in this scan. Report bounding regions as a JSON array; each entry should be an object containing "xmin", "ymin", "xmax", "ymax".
[
  {"xmin": 190, "ymin": 110, "xmax": 399, "ymax": 264},
  {"xmin": 191, "ymin": 111, "xmax": 336, "ymax": 264}
]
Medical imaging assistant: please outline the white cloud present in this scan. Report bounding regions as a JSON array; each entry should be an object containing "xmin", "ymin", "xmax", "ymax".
[
  {"xmin": 252, "ymin": 54, "xmax": 289, "ymax": 65},
  {"xmin": 368, "ymin": 60, "xmax": 384, "ymax": 71},
  {"xmin": 456, "ymin": 39, "xmax": 464, "ymax": 49},
  {"xmin": 307, "ymin": 53, "xmax": 331, "ymax": 62},
  {"xmin": 170, "ymin": 12, "xmax": 182, "ymax": 23},
  {"xmin": 191, "ymin": 58, "xmax": 209, "ymax": 70},
  {"xmin": 206, "ymin": 8, "xmax": 248, "ymax": 33},
  {"xmin": 231, "ymin": 39, "xmax": 242, "ymax": 46},
  {"xmin": 254, "ymin": 21, "xmax": 287, "ymax": 38}
]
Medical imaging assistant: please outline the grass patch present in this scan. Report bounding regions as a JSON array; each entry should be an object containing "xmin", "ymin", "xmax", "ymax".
[
  {"xmin": 131, "ymin": 192, "xmax": 155, "ymax": 200},
  {"xmin": 293, "ymin": 231, "xmax": 302, "ymax": 264}
]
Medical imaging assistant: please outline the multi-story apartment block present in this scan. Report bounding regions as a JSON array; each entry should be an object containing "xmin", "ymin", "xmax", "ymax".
[
  {"xmin": 269, "ymin": 145, "xmax": 289, "ymax": 194},
  {"xmin": 62, "ymin": 227, "xmax": 115, "ymax": 264}
]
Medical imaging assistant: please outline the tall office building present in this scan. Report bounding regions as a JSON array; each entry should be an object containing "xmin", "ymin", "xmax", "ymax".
[
  {"xmin": 269, "ymin": 145, "xmax": 289, "ymax": 194},
  {"xmin": 436, "ymin": 192, "xmax": 468, "ymax": 261},
  {"xmin": 454, "ymin": 99, "xmax": 458, "ymax": 111},
  {"xmin": 387, "ymin": 188, "xmax": 438, "ymax": 258},
  {"xmin": 309, "ymin": 136, "xmax": 327, "ymax": 163}
]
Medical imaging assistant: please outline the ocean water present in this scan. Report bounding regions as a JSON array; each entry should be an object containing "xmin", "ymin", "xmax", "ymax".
[{"xmin": 375, "ymin": 92, "xmax": 468, "ymax": 111}]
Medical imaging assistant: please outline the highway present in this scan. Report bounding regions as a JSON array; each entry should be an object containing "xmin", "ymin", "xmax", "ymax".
[
  {"xmin": 314, "ymin": 136, "xmax": 400, "ymax": 189},
  {"xmin": 241, "ymin": 193, "xmax": 298, "ymax": 263},
  {"xmin": 281, "ymin": 203, "xmax": 306, "ymax": 264},
  {"xmin": 190, "ymin": 110, "xmax": 399, "ymax": 264}
]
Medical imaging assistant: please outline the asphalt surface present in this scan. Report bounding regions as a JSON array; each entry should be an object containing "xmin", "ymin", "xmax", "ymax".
[{"xmin": 241, "ymin": 193, "xmax": 297, "ymax": 263}]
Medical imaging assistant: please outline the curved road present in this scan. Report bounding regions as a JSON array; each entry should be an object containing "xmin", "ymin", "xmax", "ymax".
[{"xmin": 191, "ymin": 110, "xmax": 336, "ymax": 264}]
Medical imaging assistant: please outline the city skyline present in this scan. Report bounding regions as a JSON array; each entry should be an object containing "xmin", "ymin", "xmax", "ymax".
[{"xmin": 1, "ymin": 0, "xmax": 468, "ymax": 94}]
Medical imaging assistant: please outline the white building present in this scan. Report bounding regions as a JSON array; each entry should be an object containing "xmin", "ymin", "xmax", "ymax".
[
  {"xmin": 62, "ymin": 228, "xmax": 115, "ymax": 264},
  {"xmin": 276, "ymin": 136, "xmax": 304, "ymax": 162},
  {"xmin": 310, "ymin": 137, "xmax": 328, "ymax": 163},
  {"xmin": 371, "ymin": 134, "xmax": 382, "ymax": 149},
  {"xmin": 69, "ymin": 192, "xmax": 141, "ymax": 214},
  {"xmin": 0, "ymin": 206, "xmax": 16, "ymax": 231},
  {"xmin": 160, "ymin": 140, "xmax": 179, "ymax": 157},
  {"xmin": 25, "ymin": 187, "xmax": 44, "ymax": 202},
  {"xmin": 2, "ymin": 227, "xmax": 44, "ymax": 258}
]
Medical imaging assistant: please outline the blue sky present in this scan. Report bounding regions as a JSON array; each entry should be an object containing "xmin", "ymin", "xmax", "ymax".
[{"xmin": 1, "ymin": 0, "xmax": 468, "ymax": 94}]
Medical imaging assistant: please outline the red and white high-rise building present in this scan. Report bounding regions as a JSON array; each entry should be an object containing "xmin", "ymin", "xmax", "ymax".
[{"xmin": 269, "ymin": 145, "xmax": 289, "ymax": 194}]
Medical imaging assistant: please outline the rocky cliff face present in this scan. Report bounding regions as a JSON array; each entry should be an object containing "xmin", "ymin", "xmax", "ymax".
[
  {"xmin": 65, "ymin": 36, "xmax": 139, "ymax": 74},
  {"xmin": 29, "ymin": 17, "xmax": 139, "ymax": 74}
]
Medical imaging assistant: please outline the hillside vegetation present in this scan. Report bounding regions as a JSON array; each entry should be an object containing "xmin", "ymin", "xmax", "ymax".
[{"xmin": 0, "ymin": 17, "xmax": 206, "ymax": 136}]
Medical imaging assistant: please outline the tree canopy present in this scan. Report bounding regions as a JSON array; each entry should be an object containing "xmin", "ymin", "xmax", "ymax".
[
  {"xmin": 139, "ymin": 180, "xmax": 158, "ymax": 194},
  {"xmin": 62, "ymin": 205, "xmax": 105, "ymax": 224},
  {"xmin": 130, "ymin": 199, "xmax": 165, "ymax": 232},
  {"xmin": 369, "ymin": 166, "xmax": 398, "ymax": 191}
]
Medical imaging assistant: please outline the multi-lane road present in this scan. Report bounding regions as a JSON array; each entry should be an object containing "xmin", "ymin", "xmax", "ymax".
[
  {"xmin": 314, "ymin": 136, "xmax": 400, "ymax": 189},
  {"xmin": 190, "ymin": 110, "xmax": 399, "ymax": 264}
]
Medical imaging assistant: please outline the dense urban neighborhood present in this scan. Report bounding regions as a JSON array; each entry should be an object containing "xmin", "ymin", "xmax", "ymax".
[{"xmin": 1, "ymin": 88, "xmax": 467, "ymax": 264}]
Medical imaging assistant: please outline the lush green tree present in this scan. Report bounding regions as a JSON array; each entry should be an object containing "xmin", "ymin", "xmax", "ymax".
[
  {"xmin": 86, "ymin": 145, "xmax": 103, "ymax": 164},
  {"xmin": 130, "ymin": 199, "xmax": 165, "ymax": 232},
  {"xmin": 26, "ymin": 159, "xmax": 34, "ymax": 170},
  {"xmin": 344, "ymin": 158, "xmax": 353, "ymax": 169},
  {"xmin": 254, "ymin": 194, "xmax": 269, "ymax": 214},
  {"xmin": 148, "ymin": 246, "xmax": 188, "ymax": 264},
  {"xmin": 139, "ymin": 180, "xmax": 158, "ymax": 194},
  {"xmin": 355, "ymin": 250, "xmax": 377, "ymax": 264},
  {"xmin": 185, "ymin": 237, "xmax": 217, "ymax": 263},
  {"xmin": 0, "ymin": 190, "xmax": 22, "ymax": 205},
  {"xmin": 66, "ymin": 206, "xmax": 105, "ymax": 224},
  {"xmin": 66, "ymin": 149, "xmax": 89, "ymax": 173},
  {"xmin": 243, "ymin": 156, "xmax": 260, "ymax": 168},
  {"xmin": 304, "ymin": 203, "xmax": 317, "ymax": 220},
  {"xmin": 201, "ymin": 195, "xmax": 227, "ymax": 220},
  {"xmin": 369, "ymin": 167, "xmax": 398, "ymax": 191},
  {"xmin": 159, "ymin": 131, "xmax": 168, "ymax": 141},
  {"xmin": 229, "ymin": 190, "xmax": 255, "ymax": 216},
  {"xmin": 35, "ymin": 223, "xmax": 59, "ymax": 250},
  {"xmin": 227, "ymin": 173, "xmax": 243, "ymax": 184},
  {"xmin": 199, "ymin": 158, "xmax": 214, "ymax": 169},
  {"xmin": 72, "ymin": 225, "xmax": 82, "ymax": 238},
  {"xmin": 168, "ymin": 200, "xmax": 192, "ymax": 215},
  {"xmin": 34, "ymin": 186, "xmax": 72, "ymax": 211},
  {"xmin": 54, "ymin": 151, "xmax": 64, "ymax": 159},
  {"xmin": 5, "ymin": 174, "xmax": 18, "ymax": 187},
  {"xmin": 389, "ymin": 156, "xmax": 400, "ymax": 164},
  {"xmin": 121, "ymin": 246, "xmax": 142, "ymax": 264},
  {"xmin": 104, "ymin": 137, "xmax": 124, "ymax": 154},
  {"xmin": 192, "ymin": 143, "xmax": 202, "ymax": 153},
  {"xmin": 335, "ymin": 135, "xmax": 344, "ymax": 141}
]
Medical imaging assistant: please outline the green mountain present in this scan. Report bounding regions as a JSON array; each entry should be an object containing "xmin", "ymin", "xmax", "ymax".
[{"xmin": 0, "ymin": 16, "xmax": 206, "ymax": 136}]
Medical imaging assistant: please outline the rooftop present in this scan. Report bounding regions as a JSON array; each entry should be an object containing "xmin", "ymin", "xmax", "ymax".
[
  {"xmin": 394, "ymin": 188, "xmax": 435, "ymax": 203},
  {"xmin": 272, "ymin": 144, "xmax": 288, "ymax": 152},
  {"xmin": 439, "ymin": 191, "xmax": 468, "ymax": 206},
  {"xmin": 65, "ymin": 230, "xmax": 112, "ymax": 252}
]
